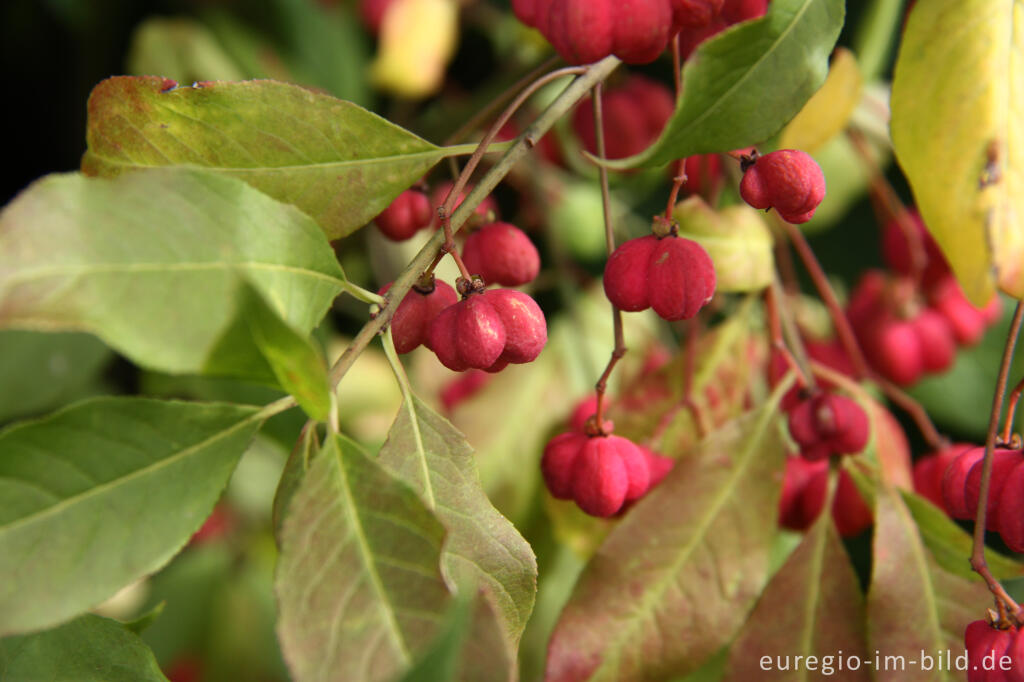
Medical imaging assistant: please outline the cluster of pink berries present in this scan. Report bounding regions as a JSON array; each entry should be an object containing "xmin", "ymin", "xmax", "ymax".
[
  {"xmin": 778, "ymin": 458, "xmax": 871, "ymax": 537},
  {"xmin": 963, "ymin": 620, "xmax": 1024, "ymax": 682},
  {"xmin": 373, "ymin": 182, "xmax": 500, "ymax": 242},
  {"xmin": 847, "ymin": 211, "xmax": 1000, "ymax": 386},
  {"xmin": 914, "ymin": 444, "xmax": 1024, "ymax": 552},
  {"xmin": 511, "ymin": 0, "xmax": 766, "ymax": 65},
  {"xmin": 375, "ymin": 187, "xmax": 548, "ymax": 374},
  {"xmin": 542, "ymin": 400, "xmax": 674, "ymax": 517}
]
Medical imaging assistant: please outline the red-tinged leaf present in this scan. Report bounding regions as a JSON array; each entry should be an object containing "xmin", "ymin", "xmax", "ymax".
[
  {"xmin": 81, "ymin": 77, "xmax": 454, "ymax": 239},
  {"xmin": 545, "ymin": 404, "xmax": 787, "ymax": 682},
  {"xmin": 378, "ymin": 397, "xmax": 537, "ymax": 652},
  {"xmin": 275, "ymin": 433, "xmax": 453, "ymax": 682},
  {"xmin": 722, "ymin": 508, "xmax": 870, "ymax": 681},
  {"xmin": 866, "ymin": 484, "xmax": 991, "ymax": 681}
]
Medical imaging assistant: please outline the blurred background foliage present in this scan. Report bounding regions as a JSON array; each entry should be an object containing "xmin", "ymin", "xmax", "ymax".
[{"xmin": 2, "ymin": 1, "xmax": 1021, "ymax": 680}]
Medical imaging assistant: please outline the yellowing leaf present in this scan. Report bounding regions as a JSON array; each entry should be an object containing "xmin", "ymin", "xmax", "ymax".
[
  {"xmin": 779, "ymin": 47, "xmax": 863, "ymax": 154},
  {"xmin": 891, "ymin": 0, "xmax": 1024, "ymax": 304},
  {"xmin": 370, "ymin": 0, "xmax": 459, "ymax": 98},
  {"xmin": 673, "ymin": 196, "xmax": 773, "ymax": 293}
]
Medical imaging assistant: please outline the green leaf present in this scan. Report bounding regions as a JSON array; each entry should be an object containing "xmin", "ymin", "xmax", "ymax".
[
  {"xmin": 275, "ymin": 433, "xmax": 452, "ymax": 682},
  {"xmin": 545, "ymin": 404, "xmax": 787, "ymax": 682},
  {"xmin": 0, "ymin": 397, "xmax": 261, "ymax": 636},
  {"xmin": 603, "ymin": 0, "xmax": 845, "ymax": 169},
  {"xmin": 901, "ymin": 489, "xmax": 1024, "ymax": 581},
  {"xmin": 378, "ymin": 397, "xmax": 537, "ymax": 648},
  {"xmin": 0, "ymin": 169, "xmax": 345, "ymax": 376},
  {"xmin": 891, "ymin": 0, "xmax": 1024, "ymax": 304},
  {"xmin": 722, "ymin": 511, "xmax": 870, "ymax": 681},
  {"xmin": 866, "ymin": 485, "xmax": 991, "ymax": 682},
  {"xmin": 233, "ymin": 281, "xmax": 331, "ymax": 421},
  {"xmin": 0, "ymin": 614, "xmax": 168, "ymax": 682},
  {"xmin": 127, "ymin": 17, "xmax": 247, "ymax": 83},
  {"xmin": 673, "ymin": 197, "xmax": 773, "ymax": 293},
  {"xmin": 0, "ymin": 331, "xmax": 111, "ymax": 423},
  {"xmin": 81, "ymin": 77, "xmax": 451, "ymax": 239}
]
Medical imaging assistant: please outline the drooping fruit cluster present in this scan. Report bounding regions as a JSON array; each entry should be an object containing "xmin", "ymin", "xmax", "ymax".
[
  {"xmin": 427, "ymin": 288, "xmax": 548, "ymax": 373},
  {"xmin": 381, "ymin": 278, "xmax": 458, "ymax": 354},
  {"xmin": 941, "ymin": 445, "xmax": 1024, "ymax": 551},
  {"xmin": 511, "ymin": 0, "xmax": 723, "ymax": 65},
  {"xmin": 572, "ymin": 75, "xmax": 674, "ymax": 160},
  {"xmin": 778, "ymin": 457, "xmax": 872, "ymax": 537},
  {"xmin": 542, "ymin": 422, "xmax": 674, "ymax": 517},
  {"xmin": 768, "ymin": 341, "xmax": 856, "ymax": 411},
  {"xmin": 461, "ymin": 222, "xmax": 541, "ymax": 286},
  {"xmin": 963, "ymin": 620, "xmax": 1021, "ymax": 682},
  {"xmin": 603, "ymin": 233, "xmax": 716, "ymax": 321},
  {"xmin": 373, "ymin": 189, "xmax": 434, "ymax": 241},
  {"xmin": 739, "ymin": 149, "xmax": 826, "ymax": 224},
  {"xmin": 786, "ymin": 392, "xmax": 870, "ymax": 461},
  {"xmin": 846, "ymin": 268, "xmax": 1000, "ymax": 386}
]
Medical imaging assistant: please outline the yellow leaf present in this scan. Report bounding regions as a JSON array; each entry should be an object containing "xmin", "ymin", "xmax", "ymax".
[
  {"xmin": 891, "ymin": 0, "xmax": 1024, "ymax": 305},
  {"xmin": 370, "ymin": 0, "xmax": 459, "ymax": 98},
  {"xmin": 779, "ymin": 47, "xmax": 863, "ymax": 154}
]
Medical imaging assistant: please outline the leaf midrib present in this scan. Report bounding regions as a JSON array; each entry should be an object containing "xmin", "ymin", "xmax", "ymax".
[
  {"xmin": 1, "ymin": 261, "xmax": 347, "ymax": 289},
  {"xmin": 330, "ymin": 438, "xmax": 412, "ymax": 665},
  {"xmin": 673, "ymin": 0, "xmax": 818, "ymax": 142},
  {"xmin": 83, "ymin": 147, "xmax": 447, "ymax": 174},
  {"xmin": 592, "ymin": 405, "xmax": 779, "ymax": 678},
  {"xmin": 0, "ymin": 408, "xmax": 260, "ymax": 538}
]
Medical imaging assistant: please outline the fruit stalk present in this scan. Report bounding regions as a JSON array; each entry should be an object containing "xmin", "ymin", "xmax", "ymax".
[
  {"xmin": 970, "ymin": 301, "xmax": 1024, "ymax": 619},
  {"xmin": 591, "ymin": 81, "xmax": 626, "ymax": 430}
]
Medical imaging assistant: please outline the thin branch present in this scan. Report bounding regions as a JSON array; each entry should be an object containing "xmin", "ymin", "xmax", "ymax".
[
  {"xmin": 443, "ymin": 56, "xmax": 560, "ymax": 146},
  {"xmin": 326, "ymin": 56, "xmax": 622, "ymax": 389},
  {"xmin": 971, "ymin": 301, "xmax": 1024, "ymax": 618},
  {"xmin": 779, "ymin": 218, "xmax": 872, "ymax": 380}
]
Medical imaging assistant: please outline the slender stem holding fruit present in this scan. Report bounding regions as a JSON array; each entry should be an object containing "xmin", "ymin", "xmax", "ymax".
[
  {"xmin": 779, "ymin": 217, "xmax": 943, "ymax": 447},
  {"xmin": 847, "ymin": 129, "xmax": 927, "ymax": 286},
  {"xmin": 327, "ymin": 56, "xmax": 622, "ymax": 389},
  {"xmin": 1001, "ymin": 376, "xmax": 1024, "ymax": 444},
  {"xmin": 876, "ymin": 378, "xmax": 945, "ymax": 449},
  {"xmin": 778, "ymin": 218, "xmax": 872, "ymax": 380},
  {"xmin": 765, "ymin": 277, "xmax": 813, "ymax": 389},
  {"xmin": 591, "ymin": 81, "xmax": 626, "ymax": 432},
  {"xmin": 443, "ymin": 56, "xmax": 560, "ymax": 146},
  {"xmin": 439, "ymin": 65, "xmax": 588, "ymax": 229},
  {"xmin": 664, "ymin": 34, "xmax": 687, "ymax": 220},
  {"xmin": 970, "ymin": 301, "xmax": 1024, "ymax": 618}
]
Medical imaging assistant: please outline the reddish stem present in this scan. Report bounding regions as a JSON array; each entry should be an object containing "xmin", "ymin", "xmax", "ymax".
[
  {"xmin": 780, "ymin": 218, "xmax": 944, "ymax": 449},
  {"xmin": 847, "ymin": 129, "xmax": 927, "ymax": 287},
  {"xmin": 971, "ymin": 301, "xmax": 1024, "ymax": 619},
  {"xmin": 591, "ymin": 82, "xmax": 626, "ymax": 432},
  {"xmin": 764, "ymin": 283, "xmax": 813, "ymax": 390},
  {"xmin": 780, "ymin": 218, "xmax": 872, "ymax": 380},
  {"xmin": 1001, "ymin": 375, "xmax": 1024, "ymax": 444}
]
